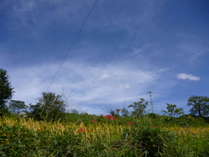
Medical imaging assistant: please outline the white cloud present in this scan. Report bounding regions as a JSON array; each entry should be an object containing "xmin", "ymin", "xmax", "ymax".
[
  {"xmin": 177, "ymin": 73, "xmax": 200, "ymax": 81},
  {"xmin": 8, "ymin": 61, "xmax": 160, "ymax": 114}
]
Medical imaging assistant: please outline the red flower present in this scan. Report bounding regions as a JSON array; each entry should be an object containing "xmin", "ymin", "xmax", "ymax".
[
  {"xmin": 127, "ymin": 121, "xmax": 135, "ymax": 125},
  {"xmin": 77, "ymin": 128, "xmax": 87, "ymax": 133},
  {"xmin": 91, "ymin": 120, "xmax": 97, "ymax": 123},
  {"xmin": 103, "ymin": 115, "xmax": 117, "ymax": 120}
]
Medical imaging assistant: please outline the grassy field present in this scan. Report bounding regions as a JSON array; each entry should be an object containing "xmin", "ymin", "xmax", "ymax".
[{"xmin": 1, "ymin": 115, "xmax": 209, "ymax": 157}]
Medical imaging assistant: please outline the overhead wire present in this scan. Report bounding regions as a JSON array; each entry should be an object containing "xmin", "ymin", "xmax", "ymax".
[
  {"xmin": 45, "ymin": 0, "xmax": 154, "ymax": 114},
  {"xmin": 46, "ymin": 0, "xmax": 99, "ymax": 92},
  {"xmin": 41, "ymin": 0, "xmax": 99, "ymax": 113}
]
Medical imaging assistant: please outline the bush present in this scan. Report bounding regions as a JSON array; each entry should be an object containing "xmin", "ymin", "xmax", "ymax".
[
  {"xmin": 163, "ymin": 115, "xmax": 208, "ymax": 127},
  {"xmin": 0, "ymin": 125, "xmax": 38, "ymax": 157},
  {"xmin": 29, "ymin": 92, "xmax": 66, "ymax": 122},
  {"xmin": 124, "ymin": 126, "xmax": 174, "ymax": 157},
  {"xmin": 0, "ymin": 125, "xmax": 83, "ymax": 157},
  {"xmin": 145, "ymin": 113, "xmax": 161, "ymax": 119}
]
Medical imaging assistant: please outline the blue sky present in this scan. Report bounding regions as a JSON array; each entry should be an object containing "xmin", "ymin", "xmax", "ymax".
[{"xmin": 1, "ymin": 0, "xmax": 209, "ymax": 114}]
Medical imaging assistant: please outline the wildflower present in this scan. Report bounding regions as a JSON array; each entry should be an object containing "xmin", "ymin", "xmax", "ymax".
[
  {"xmin": 77, "ymin": 128, "xmax": 87, "ymax": 133},
  {"xmin": 91, "ymin": 120, "xmax": 97, "ymax": 123},
  {"xmin": 103, "ymin": 115, "xmax": 117, "ymax": 120},
  {"xmin": 127, "ymin": 121, "xmax": 135, "ymax": 126}
]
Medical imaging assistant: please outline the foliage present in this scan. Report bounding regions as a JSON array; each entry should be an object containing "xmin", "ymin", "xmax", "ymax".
[
  {"xmin": 29, "ymin": 92, "xmax": 66, "ymax": 122},
  {"xmin": 0, "ymin": 125, "xmax": 82, "ymax": 157},
  {"xmin": 129, "ymin": 98, "xmax": 148, "ymax": 117},
  {"xmin": 8, "ymin": 100, "xmax": 28, "ymax": 114},
  {"xmin": 109, "ymin": 108, "xmax": 129, "ymax": 117},
  {"xmin": 124, "ymin": 126, "xmax": 174, "ymax": 157},
  {"xmin": 163, "ymin": 104, "xmax": 184, "ymax": 117},
  {"xmin": 187, "ymin": 96, "xmax": 209, "ymax": 117},
  {"xmin": 121, "ymin": 108, "xmax": 129, "ymax": 117},
  {"xmin": 1, "ymin": 67, "xmax": 209, "ymax": 156},
  {"xmin": 109, "ymin": 109, "xmax": 117, "ymax": 116},
  {"xmin": 145, "ymin": 113, "xmax": 161, "ymax": 119},
  {"xmin": 0, "ymin": 69, "xmax": 13, "ymax": 117},
  {"xmin": 1, "ymin": 116, "xmax": 209, "ymax": 157}
]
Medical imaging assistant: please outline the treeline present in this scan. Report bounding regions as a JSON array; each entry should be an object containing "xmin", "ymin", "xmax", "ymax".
[
  {"xmin": 1, "ymin": 68, "xmax": 209, "ymax": 122},
  {"xmin": 110, "ymin": 96, "xmax": 209, "ymax": 119}
]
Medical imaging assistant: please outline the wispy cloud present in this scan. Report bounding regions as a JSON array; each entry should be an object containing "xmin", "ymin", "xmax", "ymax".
[
  {"xmin": 2, "ymin": 0, "xmax": 208, "ymax": 114},
  {"xmin": 9, "ymin": 61, "xmax": 161, "ymax": 114},
  {"xmin": 177, "ymin": 73, "xmax": 200, "ymax": 81}
]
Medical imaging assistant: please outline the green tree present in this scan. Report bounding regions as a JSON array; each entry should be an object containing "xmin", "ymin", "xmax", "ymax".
[
  {"xmin": 128, "ymin": 98, "xmax": 148, "ymax": 117},
  {"xmin": 163, "ymin": 104, "xmax": 184, "ymax": 117},
  {"xmin": 121, "ymin": 108, "xmax": 129, "ymax": 117},
  {"xmin": 8, "ymin": 100, "xmax": 27, "ymax": 114},
  {"xmin": 187, "ymin": 96, "xmax": 209, "ymax": 117},
  {"xmin": 109, "ymin": 109, "xmax": 117, "ymax": 116},
  {"xmin": 29, "ymin": 92, "xmax": 66, "ymax": 121},
  {"xmin": 70, "ymin": 109, "xmax": 79, "ymax": 114},
  {"xmin": 115, "ymin": 109, "xmax": 121, "ymax": 116},
  {"xmin": 0, "ymin": 69, "xmax": 13, "ymax": 117}
]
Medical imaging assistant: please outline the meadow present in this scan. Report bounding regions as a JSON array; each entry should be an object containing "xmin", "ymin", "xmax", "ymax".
[{"xmin": 1, "ymin": 114, "xmax": 209, "ymax": 157}]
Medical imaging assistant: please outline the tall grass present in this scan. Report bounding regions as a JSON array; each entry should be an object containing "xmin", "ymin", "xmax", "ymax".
[{"xmin": 0, "ymin": 116, "xmax": 209, "ymax": 157}]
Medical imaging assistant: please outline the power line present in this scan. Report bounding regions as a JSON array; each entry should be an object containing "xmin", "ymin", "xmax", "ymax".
[{"xmin": 46, "ymin": 0, "xmax": 99, "ymax": 92}]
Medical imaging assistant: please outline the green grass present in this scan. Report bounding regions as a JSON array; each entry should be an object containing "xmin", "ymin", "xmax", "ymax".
[{"xmin": 0, "ymin": 115, "xmax": 209, "ymax": 157}]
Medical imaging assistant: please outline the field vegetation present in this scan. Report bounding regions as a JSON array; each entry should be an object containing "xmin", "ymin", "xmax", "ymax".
[
  {"xmin": 1, "ymin": 114, "xmax": 209, "ymax": 157},
  {"xmin": 1, "ymin": 68, "xmax": 209, "ymax": 157}
]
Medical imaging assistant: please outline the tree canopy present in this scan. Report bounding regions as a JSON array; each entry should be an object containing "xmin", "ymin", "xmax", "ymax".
[
  {"xmin": 8, "ymin": 100, "xmax": 27, "ymax": 114},
  {"xmin": 29, "ymin": 92, "xmax": 66, "ymax": 121},
  {"xmin": 128, "ymin": 98, "xmax": 148, "ymax": 117},
  {"xmin": 163, "ymin": 104, "xmax": 184, "ymax": 117},
  {"xmin": 187, "ymin": 96, "xmax": 209, "ymax": 117},
  {"xmin": 0, "ymin": 69, "xmax": 13, "ymax": 116}
]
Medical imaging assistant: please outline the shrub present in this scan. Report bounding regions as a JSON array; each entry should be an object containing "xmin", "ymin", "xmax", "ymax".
[
  {"xmin": 146, "ymin": 113, "xmax": 161, "ymax": 119},
  {"xmin": 124, "ymin": 126, "xmax": 174, "ymax": 157},
  {"xmin": 0, "ymin": 125, "xmax": 38, "ymax": 157},
  {"xmin": 29, "ymin": 92, "xmax": 66, "ymax": 122},
  {"xmin": 0, "ymin": 125, "xmax": 83, "ymax": 157}
]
